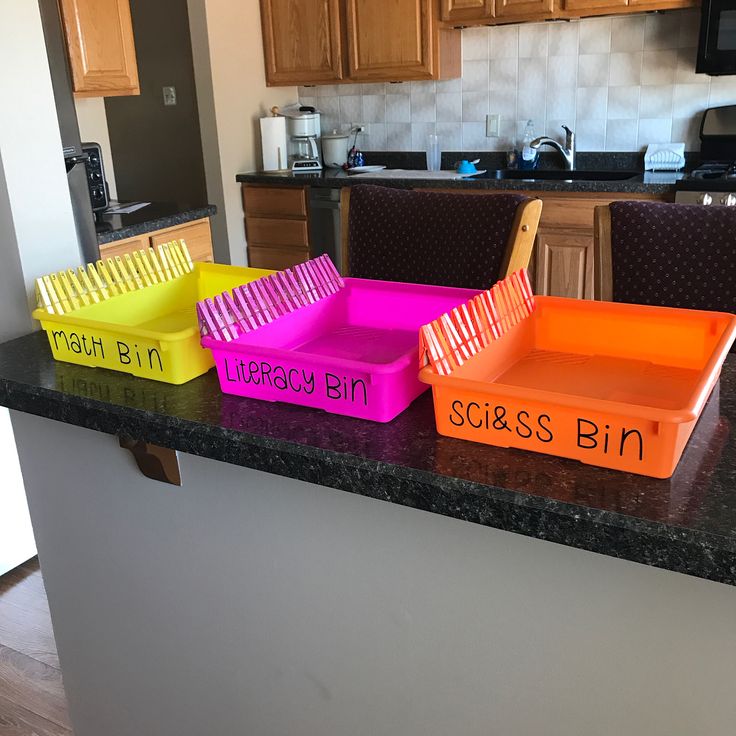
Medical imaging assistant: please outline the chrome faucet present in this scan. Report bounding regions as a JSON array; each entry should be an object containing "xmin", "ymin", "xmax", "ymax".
[{"xmin": 530, "ymin": 125, "xmax": 575, "ymax": 170}]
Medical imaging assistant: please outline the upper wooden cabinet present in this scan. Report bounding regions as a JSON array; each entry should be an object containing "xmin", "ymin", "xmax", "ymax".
[
  {"xmin": 562, "ymin": 0, "xmax": 626, "ymax": 10},
  {"xmin": 440, "ymin": 0, "xmax": 696, "ymax": 24},
  {"xmin": 59, "ymin": 0, "xmax": 140, "ymax": 97},
  {"xmin": 496, "ymin": 0, "xmax": 555, "ymax": 18},
  {"xmin": 441, "ymin": 0, "xmax": 494, "ymax": 22},
  {"xmin": 260, "ymin": 0, "xmax": 344, "ymax": 84},
  {"xmin": 562, "ymin": 0, "xmax": 692, "ymax": 12},
  {"xmin": 346, "ymin": 0, "xmax": 432, "ymax": 81},
  {"xmin": 261, "ymin": 0, "xmax": 460, "ymax": 85}
]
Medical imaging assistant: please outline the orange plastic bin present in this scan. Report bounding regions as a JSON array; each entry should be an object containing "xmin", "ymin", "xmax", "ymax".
[{"xmin": 420, "ymin": 292, "xmax": 736, "ymax": 478}]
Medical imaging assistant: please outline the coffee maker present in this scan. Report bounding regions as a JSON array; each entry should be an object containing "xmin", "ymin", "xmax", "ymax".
[{"xmin": 285, "ymin": 106, "xmax": 322, "ymax": 172}]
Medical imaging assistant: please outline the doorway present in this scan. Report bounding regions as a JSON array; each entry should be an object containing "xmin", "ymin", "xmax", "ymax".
[{"xmin": 105, "ymin": 0, "xmax": 207, "ymax": 205}]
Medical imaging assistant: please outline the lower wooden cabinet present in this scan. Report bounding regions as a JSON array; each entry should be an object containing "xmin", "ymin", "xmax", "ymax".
[
  {"xmin": 98, "ymin": 217, "xmax": 214, "ymax": 262},
  {"xmin": 247, "ymin": 245, "xmax": 310, "ymax": 270},
  {"xmin": 149, "ymin": 220, "xmax": 214, "ymax": 263},
  {"xmin": 242, "ymin": 184, "xmax": 311, "ymax": 270},
  {"xmin": 531, "ymin": 192, "xmax": 669, "ymax": 299},
  {"xmin": 535, "ymin": 230, "xmax": 594, "ymax": 300},
  {"xmin": 420, "ymin": 187, "xmax": 670, "ymax": 299},
  {"xmin": 240, "ymin": 183, "xmax": 672, "ymax": 298},
  {"xmin": 98, "ymin": 236, "xmax": 149, "ymax": 261}
]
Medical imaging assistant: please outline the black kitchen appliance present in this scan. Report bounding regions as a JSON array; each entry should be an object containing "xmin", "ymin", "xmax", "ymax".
[
  {"xmin": 675, "ymin": 104, "xmax": 736, "ymax": 205},
  {"xmin": 38, "ymin": 0, "xmax": 100, "ymax": 261},
  {"xmin": 82, "ymin": 142, "xmax": 110, "ymax": 213},
  {"xmin": 697, "ymin": 0, "xmax": 736, "ymax": 75}
]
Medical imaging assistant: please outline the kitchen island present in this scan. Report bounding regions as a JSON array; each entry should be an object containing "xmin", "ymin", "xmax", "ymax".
[
  {"xmin": 236, "ymin": 152, "xmax": 681, "ymax": 295},
  {"xmin": 3, "ymin": 332, "xmax": 736, "ymax": 735},
  {"xmin": 235, "ymin": 151, "xmax": 684, "ymax": 195}
]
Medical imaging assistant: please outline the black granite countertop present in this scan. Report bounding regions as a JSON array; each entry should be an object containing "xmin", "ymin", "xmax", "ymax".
[
  {"xmin": 0, "ymin": 331, "xmax": 734, "ymax": 586},
  {"xmin": 96, "ymin": 202, "xmax": 217, "ymax": 246},
  {"xmin": 237, "ymin": 151, "xmax": 686, "ymax": 195}
]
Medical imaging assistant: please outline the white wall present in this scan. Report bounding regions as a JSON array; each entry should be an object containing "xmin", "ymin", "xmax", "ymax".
[
  {"xmin": 188, "ymin": 0, "xmax": 296, "ymax": 265},
  {"xmin": 301, "ymin": 9, "xmax": 736, "ymax": 153},
  {"xmin": 0, "ymin": 1, "xmax": 85, "ymax": 573},
  {"xmin": 0, "ymin": 2, "xmax": 82, "ymax": 294},
  {"xmin": 75, "ymin": 98, "xmax": 118, "ymax": 199}
]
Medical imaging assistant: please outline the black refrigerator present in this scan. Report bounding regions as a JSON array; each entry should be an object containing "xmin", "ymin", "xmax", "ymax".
[{"xmin": 38, "ymin": 0, "xmax": 100, "ymax": 263}]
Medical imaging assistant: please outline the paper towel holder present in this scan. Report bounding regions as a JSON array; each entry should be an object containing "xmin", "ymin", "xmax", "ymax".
[{"xmin": 260, "ymin": 106, "xmax": 289, "ymax": 173}]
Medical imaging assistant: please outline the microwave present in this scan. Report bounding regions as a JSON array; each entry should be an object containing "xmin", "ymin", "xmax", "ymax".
[{"xmin": 698, "ymin": 0, "xmax": 736, "ymax": 75}]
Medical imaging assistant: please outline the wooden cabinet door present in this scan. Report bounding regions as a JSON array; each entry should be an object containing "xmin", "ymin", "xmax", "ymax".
[
  {"xmin": 99, "ymin": 237, "xmax": 148, "ymax": 261},
  {"xmin": 247, "ymin": 245, "xmax": 310, "ymax": 270},
  {"xmin": 345, "ymin": 0, "xmax": 435, "ymax": 80},
  {"xmin": 59, "ymin": 0, "xmax": 140, "ymax": 97},
  {"xmin": 628, "ymin": 0, "xmax": 693, "ymax": 6},
  {"xmin": 245, "ymin": 217, "xmax": 310, "ymax": 248},
  {"xmin": 535, "ymin": 230, "xmax": 594, "ymax": 299},
  {"xmin": 260, "ymin": 0, "xmax": 344, "ymax": 85},
  {"xmin": 151, "ymin": 220, "xmax": 214, "ymax": 263},
  {"xmin": 441, "ymin": 0, "xmax": 495, "ymax": 22},
  {"xmin": 242, "ymin": 185, "xmax": 308, "ymax": 218},
  {"xmin": 563, "ymin": 0, "xmax": 626, "ymax": 11},
  {"xmin": 495, "ymin": 0, "xmax": 554, "ymax": 18}
]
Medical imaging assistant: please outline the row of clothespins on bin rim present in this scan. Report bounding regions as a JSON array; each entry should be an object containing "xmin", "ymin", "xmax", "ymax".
[
  {"xmin": 36, "ymin": 241, "xmax": 194, "ymax": 315},
  {"xmin": 195, "ymin": 253, "xmax": 536, "ymax": 378},
  {"xmin": 197, "ymin": 255, "xmax": 344, "ymax": 342},
  {"xmin": 34, "ymin": 242, "xmax": 536, "ymax": 379}
]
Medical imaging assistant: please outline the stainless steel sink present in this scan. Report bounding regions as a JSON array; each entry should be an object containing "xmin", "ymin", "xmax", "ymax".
[{"xmin": 489, "ymin": 169, "xmax": 640, "ymax": 181}]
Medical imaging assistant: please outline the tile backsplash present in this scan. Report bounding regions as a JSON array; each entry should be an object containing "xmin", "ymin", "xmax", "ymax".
[{"xmin": 299, "ymin": 9, "xmax": 736, "ymax": 153}]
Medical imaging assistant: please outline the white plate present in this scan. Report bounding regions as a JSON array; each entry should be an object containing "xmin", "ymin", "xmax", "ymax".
[{"xmin": 347, "ymin": 165, "xmax": 387, "ymax": 174}]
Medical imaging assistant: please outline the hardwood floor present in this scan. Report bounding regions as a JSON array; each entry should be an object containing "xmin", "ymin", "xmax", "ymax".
[{"xmin": 0, "ymin": 559, "xmax": 72, "ymax": 735}]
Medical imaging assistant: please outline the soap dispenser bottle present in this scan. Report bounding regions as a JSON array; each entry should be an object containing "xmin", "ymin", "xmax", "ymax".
[{"xmin": 519, "ymin": 120, "xmax": 538, "ymax": 171}]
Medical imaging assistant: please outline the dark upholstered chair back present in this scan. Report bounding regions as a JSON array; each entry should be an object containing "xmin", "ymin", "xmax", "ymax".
[
  {"xmin": 595, "ymin": 200, "xmax": 736, "ymax": 314},
  {"xmin": 342, "ymin": 185, "xmax": 540, "ymax": 290}
]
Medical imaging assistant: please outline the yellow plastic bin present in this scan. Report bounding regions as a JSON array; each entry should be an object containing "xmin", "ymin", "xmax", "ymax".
[{"xmin": 32, "ymin": 242, "xmax": 272, "ymax": 384}]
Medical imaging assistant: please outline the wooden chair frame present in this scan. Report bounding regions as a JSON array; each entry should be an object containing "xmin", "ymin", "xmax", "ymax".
[
  {"xmin": 593, "ymin": 204, "xmax": 613, "ymax": 301},
  {"xmin": 340, "ymin": 187, "xmax": 542, "ymax": 280}
]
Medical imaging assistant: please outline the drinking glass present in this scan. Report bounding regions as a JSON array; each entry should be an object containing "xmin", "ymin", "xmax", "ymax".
[{"xmin": 426, "ymin": 133, "xmax": 441, "ymax": 171}]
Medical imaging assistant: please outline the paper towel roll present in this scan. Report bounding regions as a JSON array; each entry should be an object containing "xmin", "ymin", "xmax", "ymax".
[{"xmin": 260, "ymin": 115, "xmax": 287, "ymax": 172}]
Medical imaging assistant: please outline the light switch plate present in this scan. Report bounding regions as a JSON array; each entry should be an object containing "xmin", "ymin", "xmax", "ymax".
[
  {"xmin": 486, "ymin": 113, "xmax": 500, "ymax": 137},
  {"xmin": 163, "ymin": 86, "xmax": 177, "ymax": 106}
]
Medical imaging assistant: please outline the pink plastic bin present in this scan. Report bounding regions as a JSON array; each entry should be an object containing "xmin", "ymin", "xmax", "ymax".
[{"xmin": 201, "ymin": 278, "xmax": 480, "ymax": 422}]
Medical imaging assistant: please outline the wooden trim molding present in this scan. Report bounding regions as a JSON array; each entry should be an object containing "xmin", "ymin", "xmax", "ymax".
[
  {"xmin": 593, "ymin": 204, "xmax": 613, "ymax": 301},
  {"xmin": 502, "ymin": 198, "xmax": 543, "ymax": 276}
]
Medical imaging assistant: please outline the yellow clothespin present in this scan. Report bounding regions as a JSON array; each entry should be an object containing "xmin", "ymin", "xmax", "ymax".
[
  {"xmin": 178, "ymin": 240, "xmax": 194, "ymax": 272},
  {"xmin": 77, "ymin": 266, "xmax": 101, "ymax": 303},
  {"xmin": 57, "ymin": 270, "xmax": 81, "ymax": 311},
  {"xmin": 95, "ymin": 260, "xmax": 120, "ymax": 297},
  {"xmin": 49, "ymin": 273, "xmax": 72, "ymax": 313},
  {"xmin": 67, "ymin": 269, "xmax": 91, "ymax": 307},
  {"xmin": 133, "ymin": 250, "xmax": 153, "ymax": 287}
]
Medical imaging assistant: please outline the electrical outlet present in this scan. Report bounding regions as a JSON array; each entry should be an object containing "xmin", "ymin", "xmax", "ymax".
[
  {"xmin": 351, "ymin": 123, "xmax": 367, "ymax": 134},
  {"xmin": 162, "ymin": 86, "xmax": 177, "ymax": 106},
  {"xmin": 486, "ymin": 113, "xmax": 500, "ymax": 137}
]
